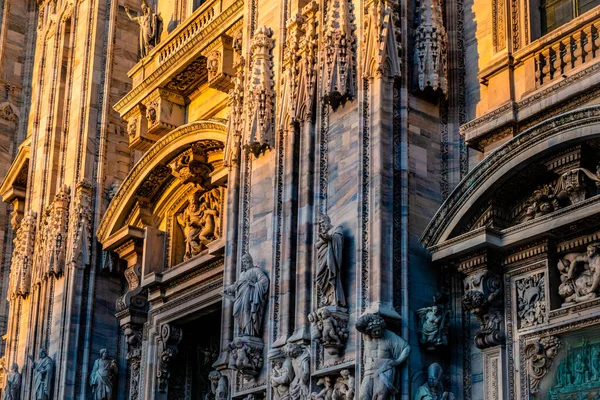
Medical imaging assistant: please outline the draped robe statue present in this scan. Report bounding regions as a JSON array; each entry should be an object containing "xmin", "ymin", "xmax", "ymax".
[
  {"xmin": 2, "ymin": 363, "xmax": 21, "ymax": 400},
  {"xmin": 414, "ymin": 363, "xmax": 454, "ymax": 400},
  {"xmin": 224, "ymin": 253, "xmax": 269, "ymax": 337},
  {"xmin": 356, "ymin": 314, "xmax": 410, "ymax": 400},
  {"xmin": 316, "ymin": 214, "xmax": 346, "ymax": 307},
  {"xmin": 90, "ymin": 349, "xmax": 118, "ymax": 400},
  {"xmin": 29, "ymin": 349, "xmax": 53, "ymax": 400},
  {"xmin": 125, "ymin": 0, "xmax": 162, "ymax": 58}
]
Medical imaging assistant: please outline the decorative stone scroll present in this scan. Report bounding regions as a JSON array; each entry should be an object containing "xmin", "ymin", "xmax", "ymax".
[
  {"xmin": 157, "ymin": 324, "xmax": 183, "ymax": 393},
  {"xmin": 414, "ymin": 0, "xmax": 448, "ymax": 94},
  {"xmin": 244, "ymin": 26, "xmax": 275, "ymax": 157},
  {"xmin": 525, "ymin": 336, "xmax": 561, "ymax": 393},
  {"xmin": 8, "ymin": 210, "xmax": 36, "ymax": 299},
  {"xmin": 557, "ymin": 243, "xmax": 600, "ymax": 306},
  {"xmin": 356, "ymin": 313, "xmax": 411, "ymax": 400},
  {"xmin": 462, "ymin": 270, "xmax": 505, "ymax": 349},
  {"xmin": 323, "ymin": 0, "xmax": 355, "ymax": 109}
]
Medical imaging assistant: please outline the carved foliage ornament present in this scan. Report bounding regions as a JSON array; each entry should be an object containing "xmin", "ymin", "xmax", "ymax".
[
  {"xmin": 8, "ymin": 211, "xmax": 37, "ymax": 299},
  {"xmin": 244, "ymin": 26, "xmax": 275, "ymax": 157},
  {"xmin": 525, "ymin": 336, "xmax": 562, "ymax": 393},
  {"xmin": 516, "ymin": 273, "xmax": 546, "ymax": 328},
  {"xmin": 414, "ymin": 0, "xmax": 448, "ymax": 94}
]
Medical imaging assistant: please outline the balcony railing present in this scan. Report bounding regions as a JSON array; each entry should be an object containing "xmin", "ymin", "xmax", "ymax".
[{"xmin": 523, "ymin": 7, "xmax": 600, "ymax": 87}]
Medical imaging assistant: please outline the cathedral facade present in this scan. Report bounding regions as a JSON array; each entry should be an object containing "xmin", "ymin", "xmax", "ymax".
[{"xmin": 0, "ymin": 0, "xmax": 599, "ymax": 399}]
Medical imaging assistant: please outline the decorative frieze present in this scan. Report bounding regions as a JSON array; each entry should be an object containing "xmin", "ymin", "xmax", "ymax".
[
  {"xmin": 414, "ymin": 0, "xmax": 448, "ymax": 94},
  {"xmin": 244, "ymin": 26, "xmax": 275, "ymax": 157}
]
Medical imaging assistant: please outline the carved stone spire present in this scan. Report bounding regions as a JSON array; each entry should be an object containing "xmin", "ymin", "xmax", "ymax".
[
  {"xmin": 323, "ymin": 0, "xmax": 355, "ymax": 109},
  {"xmin": 244, "ymin": 26, "xmax": 275, "ymax": 157},
  {"xmin": 414, "ymin": 0, "xmax": 448, "ymax": 94},
  {"xmin": 363, "ymin": 0, "xmax": 401, "ymax": 79}
]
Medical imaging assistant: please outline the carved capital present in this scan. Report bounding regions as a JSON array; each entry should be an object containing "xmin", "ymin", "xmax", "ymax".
[{"xmin": 228, "ymin": 336, "xmax": 264, "ymax": 380}]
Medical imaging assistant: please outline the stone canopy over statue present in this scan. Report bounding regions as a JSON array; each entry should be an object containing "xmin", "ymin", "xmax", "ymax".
[
  {"xmin": 316, "ymin": 213, "xmax": 346, "ymax": 307},
  {"xmin": 29, "ymin": 348, "xmax": 53, "ymax": 400},
  {"xmin": 90, "ymin": 349, "xmax": 118, "ymax": 400},
  {"xmin": 224, "ymin": 252, "xmax": 269, "ymax": 337},
  {"xmin": 125, "ymin": 0, "xmax": 162, "ymax": 58},
  {"xmin": 356, "ymin": 313, "xmax": 411, "ymax": 400}
]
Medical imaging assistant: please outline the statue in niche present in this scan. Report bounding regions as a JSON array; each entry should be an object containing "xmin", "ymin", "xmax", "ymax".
[
  {"xmin": 285, "ymin": 343, "xmax": 310, "ymax": 400},
  {"xmin": 29, "ymin": 348, "xmax": 53, "ymax": 400},
  {"xmin": 414, "ymin": 363, "xmax": 454, "ymax": 400},
  {"xmin": 125, "ymin": 0, "xmax": 162, "ymax": 58},
  {"xmin": 223, "ymin": 253, "xmax": 269, "ymax": 337},
  {"xmin": 1, "ymin": 362, "xmax": 21, "ymax": 400},
  {"xmin": 355, "ymin": 313, "xmax": 411, "ymax": 400},
  {"xmin": 90, "ymin": 349, "xmax": 118, "ymax": 400},
  {"xmin": 557, "ymin": 243, "xmax": 600, "ymax": 306},
  {"xmin": 271, "ymin": 354, "xmax": 293, "ymax": 400},
  {"xmin": 332, "ymin": 369, "xmax": 355, "ymax": 400},
  {"xmin": 177, "ymin": 189, "xmax": 221, "ymax": 261},
  {"xmin": 416, "ymin": 294, "xmax": 450, "ymax": 350},
  {"xmin": 315, "ymin": 213, "xmax": 346, "ymax": 307}
]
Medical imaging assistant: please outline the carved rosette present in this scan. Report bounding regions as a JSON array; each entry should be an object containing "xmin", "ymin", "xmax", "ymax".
[
  {"xmin": 323, "ymin": 0, "xmax": 355, "ymax": 109},
  {"xmin": 228, "ymin": 336, "xmax": 264, "ymax": 380},
  {"xmin": 414, "ymin": 0, "xmax": 448, "ymax": 94},
  {"xmin": 462, "ymin": 270, "xmax": 505, "ymax": 349},
  {"xmin": 8, "ymin": 211, "xmax": 37, "ymax": 299},
  {"xmin": 244, "ymin": 26, "xmax": 275, "ymax": 157},
  {"xmin": 525, "ymin": 336, "xmax": 562, "ymax": 393},
  {"xmin": 157, "ymin": 324, "xmax": 183, "ymax": 393}
]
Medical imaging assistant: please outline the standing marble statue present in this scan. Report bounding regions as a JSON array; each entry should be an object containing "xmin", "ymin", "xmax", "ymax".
[
  {"xmin": 224, "ymin": 253, "xmax": 269, "ymax": 337},
  {"xmin": 28, "ymin": 349, "xmax": 53, "ymax": 400},
  {"xmin": 1, "ymin": 363, "xmax": 21, "ymax": 400},
  {"xmin": 90, "ymin": 349, "xmax": 118, "ymax": 400},
  {"xmin": 356, "ymin": 314, "xmax": 410, "ymax": 400},
  {"xmin": 414, "ymin": 363, "xmax": 454, "ymax": 400},
  {"xmin": 316, "ymin": 214, "xmax": 346, "ymax": 307},
  {"xmin": 125, "ymin": 0, "xmax": 162, "ymax": 58}
]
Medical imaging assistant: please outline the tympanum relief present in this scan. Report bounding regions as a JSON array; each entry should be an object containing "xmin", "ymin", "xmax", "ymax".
[
  {"xmin": 177, "ymin": 189, "xmax": 222, "ymax": 261},
  {"xmin": 558, "ymin": 243, "xmax": 600, "ymax": 306}
]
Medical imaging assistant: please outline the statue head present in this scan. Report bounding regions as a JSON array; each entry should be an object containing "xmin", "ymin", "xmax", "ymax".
[
  {"xmin": 318, "ymin": 213, "xmax": 333, "ymax": 234},
  {"xmin": 340, "ymin": 369, "xmax": 350, "ymax": 379},
  {"xmin": 10, "ymin": 363, "xmax": 18, "ymax": 373},
  {"xmin": 208, "ymin": 370, "xmax": 221, "ymax": 383},
  {"xmin": 356, "ymin": 313, "xmax": 386, "ymax": 339},
  {"xmin": 39, "ymin": 348, "xmax": 48, "ymax": 359},
  {"xmin": 284, "ymin": 342, "xmax": 303, "ymax": 358},
  {"xmin": 587, "ymin": 243, "xmax": 600, "ymax": 258},
  {"xmin": 427, "ymin": 363, "xmax": 444, "ymax": 389},
  {"xmin": 141, "ymin": 0, "xmax": 151, "ymax": 14},
  {"xmin": 100, "ymin": 348, "xmax": 108, "ymax": 359},
  {"xmin": 241, "ymin": 253, "xmax": 255, "ymax": 270}
]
